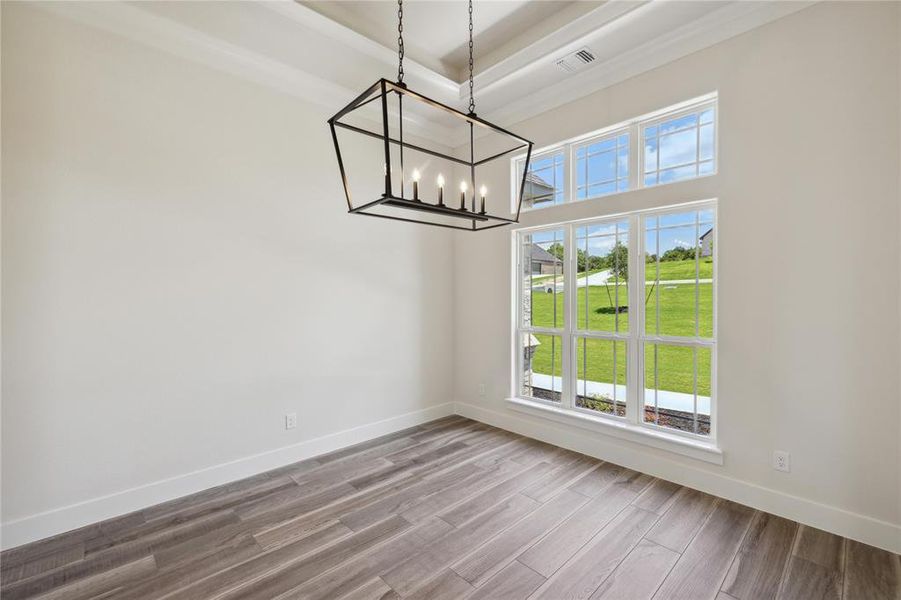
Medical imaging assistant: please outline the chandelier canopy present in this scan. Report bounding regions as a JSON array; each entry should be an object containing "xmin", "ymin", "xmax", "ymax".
[{"xmin": 327, "ymin": 0, "xmax": 533, "ymax": 231}]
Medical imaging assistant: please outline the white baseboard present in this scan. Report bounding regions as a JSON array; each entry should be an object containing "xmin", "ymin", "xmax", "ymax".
[
  {"xmin": 0, "ymin": 402, "xmax": 455, "ymax": 550},
  {"xmin": 454, "ymin": 400, "xmax": 901, "ymax": 555}
]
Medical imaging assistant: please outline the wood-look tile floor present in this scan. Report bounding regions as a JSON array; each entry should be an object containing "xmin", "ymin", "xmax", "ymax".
[{"xmin": 2, "ymin": 416, "xmax": 899, "ymax": 600}]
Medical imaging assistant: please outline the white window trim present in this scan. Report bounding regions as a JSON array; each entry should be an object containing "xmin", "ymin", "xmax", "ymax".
[
  {"xmin": 512, "ymin": 92, "xmax": 718, "ymax": 213},
  {"xmin": 511, "ymin": 200, "xmax": 719, "ymax": 463}
]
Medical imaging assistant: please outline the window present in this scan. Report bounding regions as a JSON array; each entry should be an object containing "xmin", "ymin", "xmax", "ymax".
[
  {"xmin": 514, "ymin": 202, "xmax": 716, "ymax": 445},
  {"xmin": 512, "ymin": 94, "xmax": 716, "ymax": 212},
  {"xmin": 643, "ymin": 105, "xmax": 716, "ymax": 187}
]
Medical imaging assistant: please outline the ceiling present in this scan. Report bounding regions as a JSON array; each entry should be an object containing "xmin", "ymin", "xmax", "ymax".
[
  {"xmin": 301, "ymin": 1, "xmax": 602, "ymax": 81},
  {"xmin": 36, "ymin": 1, "xmax": 816, "ymax": 144}
]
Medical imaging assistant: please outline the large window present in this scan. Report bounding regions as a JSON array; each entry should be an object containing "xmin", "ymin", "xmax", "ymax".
[
  {"xmin": 515, "ymin": 203, "xmax": 716, "ymax": 442},
  {"xmin": 513, "ymin": 95, "xmax": 716, "ymax": 211}
]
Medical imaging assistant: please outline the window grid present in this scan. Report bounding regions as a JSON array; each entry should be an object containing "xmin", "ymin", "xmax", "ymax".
[
  {"xmin": 642, "ymin": 103, "xmax": 716, "ymax": 188},
  {"xmin": 574, "ymin": 131, "xmax": 630, "ymax": 201},
  {"xmin": 513, "ymin": 96, "xmax": 716, "ymax": 213},
  {"xmin": 514, "ymin": 202, "xmax": 716, "ymax": 442}
]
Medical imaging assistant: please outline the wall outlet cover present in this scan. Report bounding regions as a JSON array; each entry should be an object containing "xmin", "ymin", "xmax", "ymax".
[
  {"xmin": 773, "ymin": 450, "xmax": 790, "ymax": 472},
  {"xmin": 285, "ymin": 413, "xmax": 298, "ymax": 430}
]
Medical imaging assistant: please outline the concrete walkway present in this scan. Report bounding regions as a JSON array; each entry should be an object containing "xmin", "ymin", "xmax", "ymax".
[
  {"xmin": 532, "ymin": 275, "xmax": 712, "ymax": 292},
  {"xmin": 531, "ymin": 373, "xmax": 710, "ymax": 415}
]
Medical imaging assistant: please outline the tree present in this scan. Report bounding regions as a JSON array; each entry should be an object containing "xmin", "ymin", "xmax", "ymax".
[
  {"xmin": 546, "ymin": 242, "xmax": 564, "ymax": 262},
  {"xmin": 605, "ymin": 242, "xmax": 628, "ymax": 282}
]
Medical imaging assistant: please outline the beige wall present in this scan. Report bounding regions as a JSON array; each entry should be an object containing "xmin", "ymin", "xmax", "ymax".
[
  {"xmin": 452, "ymin": 1, "xmax": 901, "ymax": 549},
  {"xmin": 1, "ymin": 3, "xmax": 454, "ymax": 545}
]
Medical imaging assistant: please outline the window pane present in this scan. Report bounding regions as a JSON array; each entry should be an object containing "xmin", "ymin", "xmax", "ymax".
[
  {"xmin": 521, "ymin": 229, "xmax": 565, "ymax": 329},
  {"xmin": 576, "ymin": 221, "xmax": 629, "ymax": 333},
  {"xmin": 576, "ymin": 338, "xmax": 627, "ymax": 417},
  {"xmin": 658, "ymin": 128, "xmax": 697, "ymax": 169},
  {"xmin": 521, "ymin": 151, "xmax": 565, "ymax": 209},
  {"xmin": 521, "ymin": 333, "xmax": 563, "ymax": 403},
  {"xmin": 643, "ymin": 344, "xmax": 711, "ymax": 435},
  {"xmin": 576, "ymin": 133, "xmax": 630, "ymax": 200},
  {"xmin": 642, "ymin": 105, "xmax": 716, "ymax": 188},
  {"xmin": 644, "ymin": 210, "xmax": 713, "ymax": 338}
]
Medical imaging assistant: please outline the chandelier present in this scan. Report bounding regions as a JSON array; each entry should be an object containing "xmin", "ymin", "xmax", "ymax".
[{"xmin": 327, "ymin": 0, "xmax": 533, "ymax": 231}]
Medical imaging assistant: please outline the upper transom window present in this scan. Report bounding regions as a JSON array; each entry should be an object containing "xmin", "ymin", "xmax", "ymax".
[{"xmin": 513, "ymin": 94, "xmax": 717, "ymax": 212}]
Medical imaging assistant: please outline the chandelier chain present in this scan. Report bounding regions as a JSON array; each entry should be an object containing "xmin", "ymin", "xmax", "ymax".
[
  {"xmin": 468, "ymin": 0, "xmax": 475, "ymax": 113},
  {"xmin": 397, "ymin": 0, "xmax": 405, "ymax": 83}
]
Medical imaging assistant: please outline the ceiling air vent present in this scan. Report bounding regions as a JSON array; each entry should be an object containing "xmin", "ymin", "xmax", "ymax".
[{"xmin": 555, "ymin": 47, "xmax": 596, "ymax": 73}]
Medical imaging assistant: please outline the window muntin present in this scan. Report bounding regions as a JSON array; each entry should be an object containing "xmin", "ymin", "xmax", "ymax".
[
  {"xmin": 575, "ymin": 132, "xmax": 630, "ymax": 200},
  {"xmin": 513, "ymin": 95, "xmax": 716, "ymax": 213},
  {"xmin": 514, "ymin": 202, "xmax": 716, "ymax": 441},
  {"xmin": 643, "ymin": 105, "xmax": 716, "ymax": 187}
]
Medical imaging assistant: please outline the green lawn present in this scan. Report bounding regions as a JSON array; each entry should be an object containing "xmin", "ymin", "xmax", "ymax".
[
  {"xmin": 526, "ymin": 258, "xmax": 710, "ymax": 286},
  {"xmin": 647, "ymin": 257, "xmax": 713, "ymax": 281},
  {"xmin": 527, "ymin": 279, "xmax": 712, "ymax": 396}
]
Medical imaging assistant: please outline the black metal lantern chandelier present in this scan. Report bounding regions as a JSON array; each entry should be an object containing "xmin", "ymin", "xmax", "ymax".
[{"xmin": 328, "ymin": 0, "xmax": 533, "ymax": 231}]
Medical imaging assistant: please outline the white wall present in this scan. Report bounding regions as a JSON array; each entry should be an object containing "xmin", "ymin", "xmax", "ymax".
[
  {"xmin": 3, "ymin": 0, "xmax": 900, "ymax": 554},
  {"xmin": 453, "ymin": 1, "xmax": 901, "ymax": 551},
  {"xmin": 1, "ymin": 3, "xmax": 454, "ymax": 546}
]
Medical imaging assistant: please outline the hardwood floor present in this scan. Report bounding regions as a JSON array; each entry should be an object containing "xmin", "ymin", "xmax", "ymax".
[{"xmin": 2, "ymin": 416, "xmax": 899, "ymax": 600}]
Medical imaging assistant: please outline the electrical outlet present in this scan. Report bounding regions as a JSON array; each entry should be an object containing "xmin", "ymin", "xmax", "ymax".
[
  {"xmin": 285, "ymin": 412, "xmax": 297, "ymax": 430},
  {"xmin": 478, "ymin": 383, "xmax": 486, "ymax": 397},
  {"xmin": 773, "ymin": 450, "xmax": 790, "ymax": 472}
]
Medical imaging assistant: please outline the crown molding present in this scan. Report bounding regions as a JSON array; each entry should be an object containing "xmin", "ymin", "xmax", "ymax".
[
  {"xmin": 260, "ymin": 1, "xmax": 460, "ymax": 99},
  {"xmin": 29, "ymin": 1, "xmax": 456, "ymax": 144},
  {"xmin": 31, "ymin": 0, "xmax": 817, "ymax": 148},
  {"xmin": 479, "ymin": 0, "xmax": 818, "ymax": 132}
]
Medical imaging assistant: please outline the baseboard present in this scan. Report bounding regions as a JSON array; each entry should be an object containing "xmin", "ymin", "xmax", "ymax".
[
  {"xmin": 454, "ymin": 400, "xmax": 901, "ymax": 555},
  {"xmin": 0, "ymin": 402, "xmax": 455, "ymax": 550}
]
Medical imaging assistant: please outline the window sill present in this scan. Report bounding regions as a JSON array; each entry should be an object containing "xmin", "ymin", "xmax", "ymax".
[{"xmin": 505, "ymin": 397, "xmax": 723, "ymax": 465}]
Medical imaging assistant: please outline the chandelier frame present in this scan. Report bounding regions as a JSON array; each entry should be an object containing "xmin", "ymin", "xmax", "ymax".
[{"xmin": 328, "ymin": 78, "xmax": 534, "ymax": 232}]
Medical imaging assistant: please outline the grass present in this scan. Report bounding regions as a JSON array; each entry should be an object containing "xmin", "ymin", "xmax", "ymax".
[
  {"xmin": 526, "ymin": 278, "xmax": 712, "ymax": 396},
  {"xmin": 528, "ymin": 258, "xmax": 712, "ymax": 286},
  {"xmin": 647, "ymin": 257, "xmax": 713, "ymax": 281}
]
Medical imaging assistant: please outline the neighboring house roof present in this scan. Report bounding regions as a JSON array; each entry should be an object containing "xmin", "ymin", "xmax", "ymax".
[
  {"xmin": 530, "ymin": 244, "xmax": 562, "ymax": 264},
  {"xmin": 525, "ymin": 172, "xmax": 554, "ymax": 191},
  {"xmin": 700, "ymin": 227, "xmax": 714, "ymax": 241}
]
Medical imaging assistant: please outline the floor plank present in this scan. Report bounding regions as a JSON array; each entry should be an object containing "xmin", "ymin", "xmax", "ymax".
[
  {"xmin": 778, "ymin": 526, "xmax": 845, "ymax": 600},
  {"xmin": 843, "ymin": 539, "xmax": 901, "ymax": 600},
  {"xmin": 404, "ymin": 568, "xmax": 474, "ymax": 600},
  {"xmin": 517, "ymin": 470, "xmax": 648, "ymax": 577},
  {"xmin": 591, "ymin": 538, "xmax": 680, "ymax": 600},
  {"xmin": 652, "ymin": 500, "xmax": 755, "ymax": 600},
  {"xmin": 467, "ymin": 560, "xmax": 545, "ymax": 599},
  {"xmin": 645, "ymin": 487, "xmax": 719, "ymax": 553},
  {"xmin": 721, "ymin": 512, "xmax": 798, "ymax": 600},
  {"xmin": 337, "ymin": 577, "xmax": 399, "ymax": 600},
  {"xmin": 451, "ymin": 488, "xmax": 589, "ymax": 586},
  {"xmin": 531, "ymin": 505, "xmax": 660, "ymax": 600},
  {"xmin": 1, "ymin": 417, "xmax": 896, "ymax": 600},
  {"xmin": 381, "ymin": 494, "xmax": 540, "ymax": 595}
]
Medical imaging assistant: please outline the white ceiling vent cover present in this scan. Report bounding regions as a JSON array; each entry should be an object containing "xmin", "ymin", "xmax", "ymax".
[{"xmin": 555, "ymin": 47, "xmax": 596, "ymax": 73}]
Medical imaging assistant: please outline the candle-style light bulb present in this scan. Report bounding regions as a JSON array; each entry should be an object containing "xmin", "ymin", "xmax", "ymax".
[
  {"xmin": 459, "ymin": 181, "xmax": 468, "ymax": 210},
  {"xmin": 479, "ymin": 185, "xmax": 487, "ymax": 214},
  {"xmin": 436, "ymin": 174, "xmax": 445, "ymax": 206},
  {"xmin": 412, "ymin": 169, "xmax": 421, "ymax": 201}
]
